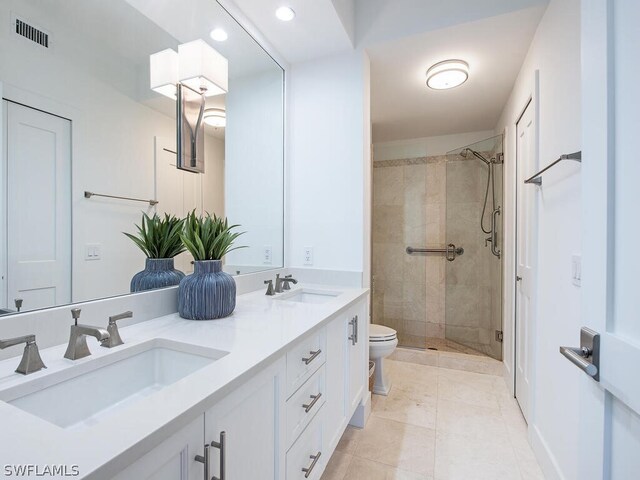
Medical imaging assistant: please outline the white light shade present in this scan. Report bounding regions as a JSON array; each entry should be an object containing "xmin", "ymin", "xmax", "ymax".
[
  {"xmin": 203, "ymin": 108, "xmax": 226, "ymax": 128},
  {"xmin": 150, "ymin": 48, "xmax": 178, "ymax": 98},
  {"xmin": 275, "ymin": 6, "xmax": 295, "ymax": 21},
  {"xmin": 178, "ymin": 39, "xmax": 228, "ymax": 97},
  {"xmin": 426, "ymin": 60, "xmax": 469, "ymax": 90}
]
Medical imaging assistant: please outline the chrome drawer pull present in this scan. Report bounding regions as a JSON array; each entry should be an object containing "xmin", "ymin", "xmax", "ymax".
[
  {"xmin": 302, "ymin": 349, "xmax": 321, "ymax": 365},
  {"xmin": 302, "ymin": 393, "xmax": 322, "ymax": 413},
  {"xmin": 194, "ymin": 444, "xmax": 210, "ymax": 480},
  {"xmin": 211, "ymin": 431, "xmax": 226, "ymax": 480},
  {"xmin": 302, "ymin": 451, "xmax": 322, "ymax": 478}
]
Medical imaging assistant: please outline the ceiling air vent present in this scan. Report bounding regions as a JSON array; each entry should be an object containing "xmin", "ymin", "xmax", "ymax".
[{"xmin": 11, "ymin": 14, "xmax": 51, "ymax": 49}]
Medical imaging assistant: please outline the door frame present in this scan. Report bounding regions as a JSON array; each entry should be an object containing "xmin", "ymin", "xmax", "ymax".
[
  {"xmin": 0, "ymin": 80, "xmax": 78, "ymax": 305},
  {"xmin": 503, "ymin": 71, "xmax": 540, "ymax": 424}
]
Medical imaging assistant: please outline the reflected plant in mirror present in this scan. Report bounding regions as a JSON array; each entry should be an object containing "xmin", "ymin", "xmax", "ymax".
[
  {"xmin": 178, "ymin": 212, "xmax": 245, "ymax": 320},
  {"xmin": 124, "ymin": 213, "xmax": 187, "ymax": 293}
]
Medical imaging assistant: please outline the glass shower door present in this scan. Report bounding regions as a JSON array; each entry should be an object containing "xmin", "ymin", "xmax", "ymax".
[{"xmin": 444, "ymin": 136, "xmax": 503, "ymax": 359}]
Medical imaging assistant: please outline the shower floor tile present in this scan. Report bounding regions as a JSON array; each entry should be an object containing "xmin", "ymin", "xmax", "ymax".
[{"xmin": 321, "ymin": 360, "xmax": 545, "ymax": 480}]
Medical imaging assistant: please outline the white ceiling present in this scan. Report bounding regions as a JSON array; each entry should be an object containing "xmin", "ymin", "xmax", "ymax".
[
  {"xmin": 229, "ymin": 0, "xmax": 548, "ymax": 63},
  {"xmin": 370, "ymin": 6, "xmax": 546, "ymax": 142}
]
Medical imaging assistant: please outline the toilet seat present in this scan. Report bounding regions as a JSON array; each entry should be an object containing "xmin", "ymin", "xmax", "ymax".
[{"xmin": 369, "ymin": 324, "xmax": 397, "ymax": 342}]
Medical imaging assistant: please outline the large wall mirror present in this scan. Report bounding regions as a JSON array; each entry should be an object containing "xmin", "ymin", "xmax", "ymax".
[{"xmin": 0, "ymin": 0, "xmax": 284, "ymax": 316}]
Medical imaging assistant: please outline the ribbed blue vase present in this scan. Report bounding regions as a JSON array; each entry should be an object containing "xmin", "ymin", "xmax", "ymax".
[
  {"xmin": 178, "ymin": 260, "xmax": 236, "ymax": 320},
  {"xmin": 130, "ymin": 258, "xmax": 185, "ymax": 293}
]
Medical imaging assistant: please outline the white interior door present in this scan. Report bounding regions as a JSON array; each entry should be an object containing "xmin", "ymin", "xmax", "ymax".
[
  {"xmin": 580, "ymin": 0, "xmax": 640, "ymax": 478},
  {"xmin": 515, "ymin": 100, "xmax": 537, "ymax": 421},
  {"xmin": 3, "ymin": 101, "xmax": 71, "ymax": 312}
]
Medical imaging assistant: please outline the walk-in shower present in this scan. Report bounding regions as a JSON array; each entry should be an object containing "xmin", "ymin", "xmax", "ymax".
[{"xmin": 371, "ymin": 134, "xmax": 504, "ymax": 359}]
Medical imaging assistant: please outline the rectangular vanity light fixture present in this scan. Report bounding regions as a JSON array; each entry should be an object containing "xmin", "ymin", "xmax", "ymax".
[
  {"xmin": 178, "ymin": 39, "xmax": 228, "ymax": 97},
  {"xmin": 150, "ymin": 48, "xmax": 179, "ymax": 99}
]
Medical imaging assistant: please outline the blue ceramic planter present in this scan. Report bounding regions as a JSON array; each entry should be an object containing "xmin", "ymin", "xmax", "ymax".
[
  {"xmin": 130, "ymin": 258, "xmax": 185, "ymax": 293},
  {"xmin": 178, "ymin": 260, "xmax": 236, "ymax": 320}
]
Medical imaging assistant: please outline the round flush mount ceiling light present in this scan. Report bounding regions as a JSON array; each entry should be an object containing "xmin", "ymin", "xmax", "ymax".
[
  {"xmin": 210, "ymin": 28, "xmax": 228, "ymax": 42},
  {"xmin": 426, "ymin": 60, "xmax": 469, "ymax": 90},
  {"xmin": 275, "ymin": 6, "xmax": 295, "ymax": 21},
  {"xmin": 203, "ymin": 108, "xmax": 226, "ymax": 128}
]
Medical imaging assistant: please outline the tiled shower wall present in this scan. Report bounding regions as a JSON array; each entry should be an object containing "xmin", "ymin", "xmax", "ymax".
[
  {"xmin": 372, "ymin": 155, "xmax": 502, "ymax": 359},
  {"xmin": 372, "ymin": 156, "xmax": 447, "ymax": 348}
]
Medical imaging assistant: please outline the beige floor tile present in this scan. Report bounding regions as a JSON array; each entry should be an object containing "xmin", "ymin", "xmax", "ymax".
[
  {"xmin": 436, "ymin": 397, "xmax": 509, "ymax": 443},
  {"xmin": 344, "ymin": 457, "xmax": 431, "ymax": 480},
  {"xmin": 321, "ymin": 451, "xmax": 353, "ymax": 480},
  {"xmin": 434, "ymin": 431, "xmax": 521, "ymax": 480},
  {"xmin": 354, "ymin": 417, "xmax": 436, "ymax": 476},
  {"xmin": 372, "ymin": 376, "xmax": 437, "ymax": 428},
  {"xmin": 336, "ymin": 426, "xmax": 363, "ymax": 455},
  {"xmin": 437, "ymin": 373, "xmax": 500, "ymax": 410}
]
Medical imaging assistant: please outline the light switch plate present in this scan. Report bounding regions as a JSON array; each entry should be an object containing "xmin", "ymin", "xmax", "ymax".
[
  {"xmin": 85, "ymin": 244, "xmax": 102, "ymax": 261},
  {"xmin": 571, "ymin": 254, "xmax": 581, "ymax": 286}
]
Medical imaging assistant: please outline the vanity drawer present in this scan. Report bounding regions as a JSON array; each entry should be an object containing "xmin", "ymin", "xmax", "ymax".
[
  {"xmin": 287, "ymin": 365, "xmax": 326, "ymax": 447},
  {"xmin": 286, "ymin": 329, "xmax": 326, "ymax": 396},
  {"xmin": 286, "ymin": 407, "xmax": 324, "ymax": 480}
]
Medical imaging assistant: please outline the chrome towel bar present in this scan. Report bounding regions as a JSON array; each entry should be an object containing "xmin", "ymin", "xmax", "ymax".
[
  {"xmin": 525, "ymin": 151, "xmax": 582, "ymax": 185},
  {"xmin": 84, "ymin": 191, "xmax": 158, "ymax": 206},
  {"xmin": 406, "ymin": 244, "xmax": 464, "ymax": 261}
]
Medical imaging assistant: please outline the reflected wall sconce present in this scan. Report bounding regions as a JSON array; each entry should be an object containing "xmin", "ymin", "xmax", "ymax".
[{"xmin": 150, "ymin": 40, "xmax": 228, "ymax": 173}]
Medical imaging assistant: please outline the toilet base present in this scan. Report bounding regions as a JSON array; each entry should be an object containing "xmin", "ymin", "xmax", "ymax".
[{"xmin": 371, "ymin": 357, "xmax": 392, "ymax": 396}]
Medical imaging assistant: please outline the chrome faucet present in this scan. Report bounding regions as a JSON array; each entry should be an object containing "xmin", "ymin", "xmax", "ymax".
[
  {"xmin": 63, "ymin": 308, "xmax": 110, "ymax": 360},
  {"xmin": 0, "ymin": 334, "xmax": 46, "ymax": 375},
  {"xmin": 275, "ymin": 274, "xmax": 298, "ymax": 293},
  {"xmin": 101, "ymin": 311, "xmax": 132, "ymax": 348},
  {"xmin": 264, "ymin": 279, "xmax": 275, "ymax": 296}
]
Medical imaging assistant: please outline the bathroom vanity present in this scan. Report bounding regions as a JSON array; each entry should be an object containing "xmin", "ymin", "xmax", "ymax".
[{"xmin": 0, "ymin": 285, "xmax": 369, "ymax": 479}]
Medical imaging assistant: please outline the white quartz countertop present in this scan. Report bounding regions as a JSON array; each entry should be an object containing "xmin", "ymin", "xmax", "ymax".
[{"xmin": 0, "ymin": 284, "xmax": 368, "ymax": 479}]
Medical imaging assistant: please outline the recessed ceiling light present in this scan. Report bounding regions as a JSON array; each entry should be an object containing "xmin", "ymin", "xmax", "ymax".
[
  {"xmin": 275, "ymin": 6, "xmax": 295, "ymax": 22},
  {"xmin": 203, "ymin": 108, "xmax": 226, "ymax": 128},
  {"xmin": 426, "ymin": 60, "xmax": 469, "ymax": 90},
  {"xmin": 210, "ymin": 28, "xmax": 228, "ymax": 42}
]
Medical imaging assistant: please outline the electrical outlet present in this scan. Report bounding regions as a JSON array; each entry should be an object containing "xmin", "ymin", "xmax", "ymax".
[
  {"xmin": 263, "ymin": 246, "xmax": 272, "ymax": 265},
  {"xmin": 303, "ymin": 246, "xmax": 314, "ymax": 265},
  {"xmin": 571, "ymin": 254, "xmax": 581, "ymax": 286},
  {"xmin": 85, "ymin": 244, "xmax": 102, "ymax": 261}
]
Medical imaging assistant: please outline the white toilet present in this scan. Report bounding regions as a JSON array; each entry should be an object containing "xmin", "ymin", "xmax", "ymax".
[{"xmin": 369, "ymin": 324, "xmax": 398, "ymax": 396}]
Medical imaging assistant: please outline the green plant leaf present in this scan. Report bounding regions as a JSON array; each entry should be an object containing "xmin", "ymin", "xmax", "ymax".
[{"xmin": 123, "ymin": 212, "xmax": 186, "ymax": 259}]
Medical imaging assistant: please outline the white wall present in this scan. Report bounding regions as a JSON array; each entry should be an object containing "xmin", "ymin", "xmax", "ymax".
[
  {"xmin": 288, "ymin": 51, "xmax": 369, "ymax": 275},
  {"xmin": 224, "ymin": 69, "xmax": 284, "ymax": 270},
  {"xmin": 494, "ymin": 0, "xmax": 582, "ymax": 478},
  {"xmin": 373, "ymin": 129, "xmax": 495, "ymax": 161}
]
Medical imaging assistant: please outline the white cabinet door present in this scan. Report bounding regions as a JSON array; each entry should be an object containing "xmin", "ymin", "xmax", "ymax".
[
  {"xmin": 112, "ymin": 416, "xmax": 205, "ymax": 480},
  {"xmin": 324, "ymin": 315, "xmax": 348, "ymax": 451},
  {"xmin": 347, "ymin": 300, "xmax": 368, "ymax": 417},
  {"xmin": 205, "ymin": 359, "xmax": 284, "ymax": 480}
]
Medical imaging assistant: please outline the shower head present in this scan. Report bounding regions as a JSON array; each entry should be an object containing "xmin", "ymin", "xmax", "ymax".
[{"xmin": 460, "ymin": 148, "xmax": 491, "ymax": 165}]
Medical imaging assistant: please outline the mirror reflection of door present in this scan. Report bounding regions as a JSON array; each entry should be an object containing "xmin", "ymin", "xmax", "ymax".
[{"xmin": 2, "ymin": 100, "xmax": 72, "ymax": 313}]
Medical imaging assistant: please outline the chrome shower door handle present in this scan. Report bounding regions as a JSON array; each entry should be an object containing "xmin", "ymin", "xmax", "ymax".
[{"xmin": 490, "ymin": 207, "xmax": 501, "ymax": 258}]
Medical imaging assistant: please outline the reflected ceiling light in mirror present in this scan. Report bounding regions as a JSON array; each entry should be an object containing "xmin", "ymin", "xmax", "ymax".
[
  {"xmin": 203, "ymin": 108, "xmax": 226, "ymax": 128},
  {"xmin": 426, "ymin": 60, "xmax": 469, "ymax": 90},
  {"xmin": 275, "ymin": 6, "xmax": 295, "ymax": 21},
  {"xmin": 210, "ymin": 28, "xmax": 228, "ymax": 42},
  {"xmin": 149, "ymin": 48, "xmax": 178, "ymax": 99},
  {"xmin": 178, "ymin": 39, "xmax": 228, "ymax": 97}
]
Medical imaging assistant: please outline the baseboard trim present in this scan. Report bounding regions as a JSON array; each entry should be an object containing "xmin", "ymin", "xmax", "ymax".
[{"xmin": 530, "ymin": 423, "xmax": 565, "ymax": 480}]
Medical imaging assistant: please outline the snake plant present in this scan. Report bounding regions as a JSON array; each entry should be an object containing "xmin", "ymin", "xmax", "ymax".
[
  {"xmin": 124, "ymin": 212, "xmax": 186, "ymax": 259},
  {"xmin": 181, "ymin": 211, "xmax": 246, "ymax": 261}
]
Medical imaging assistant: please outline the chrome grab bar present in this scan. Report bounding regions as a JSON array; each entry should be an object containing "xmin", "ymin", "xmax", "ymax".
[
  {"xmin": 490, "ymin": 207, "xmax": 501, "ymax": 258},
  {"xmin": 406, "ymin": 244, "xmax": 464, "ymax": 261}
]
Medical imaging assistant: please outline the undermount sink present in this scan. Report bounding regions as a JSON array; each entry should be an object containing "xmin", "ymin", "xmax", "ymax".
[
  {"xmin": 276, "ymin": 288, "xmax": 341, "ymax": 304},
  {"xmin": 0, "ymin": 339, "xmax": 227, "ymax": 430}
]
